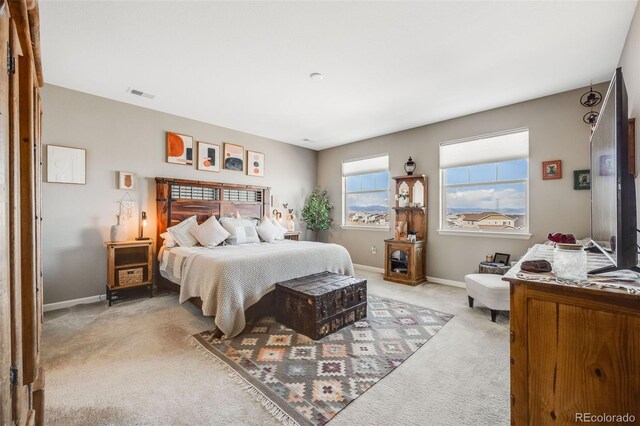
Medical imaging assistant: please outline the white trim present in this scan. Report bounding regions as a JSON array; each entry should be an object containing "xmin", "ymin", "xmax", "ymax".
[
  {"xmin": 436, "ymin": 229, "xmax": 532, "ymax": 240},
  {"xmin": 43, "ymin": 294, "xmax": 105, "ymax": 312},
  {"xmin": 341, "ymin": 225, "xmax": 390, "ymax": 232},
  {"xmin": 353, "ymin": 264, "xmax": 384, "ymax": 274},
  {"xmin": 427, "ymin": 276, "xmax": 466, "ymax": 288}
]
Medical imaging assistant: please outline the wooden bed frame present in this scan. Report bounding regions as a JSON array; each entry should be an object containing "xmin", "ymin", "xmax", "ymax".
[{"xmin": 155, "ymin": 177, "xmax": 274, "ymax": 314}]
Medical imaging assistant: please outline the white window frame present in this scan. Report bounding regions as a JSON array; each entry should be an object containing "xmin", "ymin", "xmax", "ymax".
[
  {"xmin": 341, "ymin": 154, "xmax": 390, "ymax": 231},
  {"xmin": 437, "ymin": 129, "xmax": 532, "ymax": 239}
]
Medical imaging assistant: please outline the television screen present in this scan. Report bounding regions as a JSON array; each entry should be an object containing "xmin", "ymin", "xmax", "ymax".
[
  {"xmin": 590, "ymin": 67, "xmax": 638, "ymax": 272},
  {"xmin": 590, "ymin": 79, "xmax": 617, "ymax": 262}
]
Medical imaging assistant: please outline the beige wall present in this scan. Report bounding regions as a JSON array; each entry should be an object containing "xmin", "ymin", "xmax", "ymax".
[
  {"xmin": 618, "ymin": 2, "xmax": 640, "ymax": 225},
  {"xmin": 42, "ymin": 85, "xmax": 317, "ymax": 304},
  {"xmin": 317, "ymin": 84, "xmax": 608, "ymax": 283}
]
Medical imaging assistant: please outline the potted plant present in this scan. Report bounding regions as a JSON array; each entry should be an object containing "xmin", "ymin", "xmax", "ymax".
[{"xmin": 301, "ymin": 187, "xmax": 334, "ymax": 240}]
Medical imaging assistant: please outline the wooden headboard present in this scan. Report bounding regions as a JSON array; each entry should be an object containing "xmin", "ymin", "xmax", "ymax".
[{"xmin": 155, "ymin": 177, "xmax": 271, "ymax": 248}]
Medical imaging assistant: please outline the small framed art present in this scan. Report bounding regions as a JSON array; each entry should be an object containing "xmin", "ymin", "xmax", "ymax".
[
  {"xmin": 197, "ymin": 142, "xmax": 220, "ymax": 172},
  {"xmin": 223, "ymin": 142, "xmax": 244, "ymax": 171},
  {"xmin": 167, "ymin": 132, "xmax": 193, "ymax": 165},
  {"xmin": 542, "ymin": 160, "xmax": 562, "ymax": 180},
  {"xmin": 573, "ymin": 169, "xmax": 590, "ymax": 190},
  {"xmin": 599, "ymin": 155, "xmax": 614, "ymax": 176},
  {"xmin": 247, "ymin": 150, "xmax": 265, "ymax": 177},
  {"xmin": 46, "ymin": 145, "xmax": 86, "ymax": 184},
  {"xmin": 118, "ymin": 171, "xmax": 136, "ymax": 190}
]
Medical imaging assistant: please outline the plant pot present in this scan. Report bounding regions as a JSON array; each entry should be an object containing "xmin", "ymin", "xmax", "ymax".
[{"xmin": 110, "ymin": 225, "xmax": 127, "ymax": 242}]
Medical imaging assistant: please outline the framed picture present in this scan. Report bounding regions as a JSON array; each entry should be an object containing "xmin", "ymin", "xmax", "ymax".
[
  {"xmin": 573, "ymin": 169, "xmax": 590, "ymax": 190},
  {"xmin": 492, "ymin": 253, "xmax": 510, "ymax": 265},
  {"xmin": 197, "ymin": 142, "xmax": 220, "ymax": 172},
  {"xmin": 599, "ymin": 155, "xmax": 614, "ymax": 176},
  {"xmin": 118, "ymin": 171, "xmax": 136, "ymax": 190},
  {"xmin": 542, "ymin": 160, "xmax": 562, "ymax": 180},
  {"xmin": 166, "ymin": 132, "xmax": 193, "ymax": 165},
  {"xmin": 46, "ymin": 145, "xmax": 86, "ymax": 184},
  {"xmin": 246, "ymin": 150, "xmax": 265, "ymax": 177},
  {"xmin": 223, "ymin": 142, "xmax": 244, "ymax": 172}
]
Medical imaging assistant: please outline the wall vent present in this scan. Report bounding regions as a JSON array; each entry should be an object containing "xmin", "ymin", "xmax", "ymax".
[{"xmin": 127, "ymin": 87, "xmax": 155, "ymax": 99}]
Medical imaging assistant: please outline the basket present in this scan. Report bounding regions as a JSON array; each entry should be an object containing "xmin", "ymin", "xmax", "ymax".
[{"xmin": 118, "ymin": 267, "xmax": 143, "ymax": 286}]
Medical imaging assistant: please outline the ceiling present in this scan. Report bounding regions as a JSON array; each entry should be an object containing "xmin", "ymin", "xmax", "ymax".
[{"xmin": 40, "ymin": 1, "xmax": 637, "ymax": 151}]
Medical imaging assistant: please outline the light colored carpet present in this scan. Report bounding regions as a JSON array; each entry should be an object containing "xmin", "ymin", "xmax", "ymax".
[{"xmin": 43, "ymin": 270, "xmax": 509, "ymax": 425}]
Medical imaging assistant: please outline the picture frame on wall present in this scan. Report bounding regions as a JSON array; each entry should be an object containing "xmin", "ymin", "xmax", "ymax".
[
  {"xmin": 46, "ymin": 145, "xmax": 86, "ymax": 184},
  {"xmin": 118, "ymin": 171, "xmax": 136, "ymax": 190},
  {"xmin": 246, "ymin": 150, "xmax": 265, "ymax": 177},
  {"xmin": 573, "ymin": 169, "xmax": 591, "ymax": 190},
  {"xmin": 542, "ymin": 160, "xmax": 562, "ymax": 180},
  {"xmin": 197, "ymin": 141, "xmax": 221, "ymax": 172},
  {"xmin": 223, "ymin": 142, "xmax": 244, "ymax": 172},
  {"xmin": 599, "ymin": 155, "xmax": 614, "ymax": 176},
  {"xmin": 166, "ymin": 131, "xmax": 193, "ymax": 165}
]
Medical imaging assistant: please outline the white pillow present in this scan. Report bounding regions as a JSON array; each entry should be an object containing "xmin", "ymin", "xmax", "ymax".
[
  {"xmin": 256, "ymin": 217, "xmax": 278, "ymax": 242},
  {"xmin": 190, "ymin": 216, "xmax": 230, "ymax": 248},
  {"xmin": 166, "ymin": 215, "xmax": 199, "ymax": 247},
  {"xmin": 219, "ymin": 217, "xmax": 260, "ymax": 244},
  {"xmin": 271, "ymin": 218, "xmax": 288, "ymax": 240},
  {"xmin": 160, "ymin": 232, "xmax": 176, "ymax": 248}
]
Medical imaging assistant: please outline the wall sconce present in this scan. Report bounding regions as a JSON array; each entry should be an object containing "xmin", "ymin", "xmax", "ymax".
[
  {"xmin": 136, "ymin": 211, "xmax": 150, "ymax": 240},
  {"xmin": 404, "ymin": 157, "xmax": 416, "ymax": 175}
]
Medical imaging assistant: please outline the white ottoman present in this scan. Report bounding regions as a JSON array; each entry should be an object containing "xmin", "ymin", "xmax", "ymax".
[{"xmin": 465, "ymin": 273, "xmax": 510, "ymax": 322}]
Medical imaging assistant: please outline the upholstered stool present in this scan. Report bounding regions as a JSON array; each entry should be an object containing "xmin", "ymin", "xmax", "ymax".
[{"xmin": 465, "ymin": 273, "xmax": 510, "ymax": 322}]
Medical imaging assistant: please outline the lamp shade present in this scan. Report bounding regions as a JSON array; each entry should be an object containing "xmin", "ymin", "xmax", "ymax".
[{"xmin": 404, "ymin": 157, "xmax": 416, "ymax": 175}]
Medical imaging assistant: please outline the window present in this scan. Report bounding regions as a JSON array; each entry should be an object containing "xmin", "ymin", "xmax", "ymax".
[
  {"xmin": 439, "ymin": 130, "xmax": 529, "ymax": 236},
  {"xmin": 342, "ymin": 155, "xmax": 390, "ymax": 228}
]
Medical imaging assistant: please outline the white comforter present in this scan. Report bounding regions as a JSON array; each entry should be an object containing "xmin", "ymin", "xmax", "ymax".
[{"xmin": 173, "ymin": 240, "xmax": 354, "ymax": 338}]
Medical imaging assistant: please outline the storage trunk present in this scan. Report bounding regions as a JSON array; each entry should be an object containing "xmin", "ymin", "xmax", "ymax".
[{"xmin": 275, "ymin": 272, "xmax": 367, "ymax": 340}]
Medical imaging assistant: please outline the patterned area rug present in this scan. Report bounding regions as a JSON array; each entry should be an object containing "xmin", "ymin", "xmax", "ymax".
[{"xmin": 193, "ymin": 296, "xmax": 453, "ymax": 426}]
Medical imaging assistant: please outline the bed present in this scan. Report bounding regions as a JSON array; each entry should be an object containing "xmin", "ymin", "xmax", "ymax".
[{"xmin": 155, "ymin": 177, "xmax": 354, "ymax": 337}]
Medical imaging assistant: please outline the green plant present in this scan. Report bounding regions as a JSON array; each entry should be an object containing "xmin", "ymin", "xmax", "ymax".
[{"xmin": 301, "ymin": 187, "xmax": 334, "ymax": 231}]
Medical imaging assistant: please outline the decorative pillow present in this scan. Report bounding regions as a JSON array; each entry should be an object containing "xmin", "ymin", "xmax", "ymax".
[
  {"xmin": 219, "ymin": 217, "xmax": 260, "ymax": 244},
  {"xmin": 160, "ymin": 232, "xmax": 176, "ymax": 248},
  {"xmin": 190, "ymin": 216, "xmax": 230, "ymax": 248},
  {"xmin": 271, "ymin": 218, "xmax": 288, "ymax": 240},
  {"xmin": 256, "ymin": 217, "xmax": 278, "ymax": 242},
  {"xmin": 166, "ymin": 215, "xmax": 199, "ymax": 247}
]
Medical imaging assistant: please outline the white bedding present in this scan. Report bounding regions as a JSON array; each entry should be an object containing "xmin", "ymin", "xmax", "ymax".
[{"xmin": 160, "ymin": 240, "xmax": 354, "ymax": 338}]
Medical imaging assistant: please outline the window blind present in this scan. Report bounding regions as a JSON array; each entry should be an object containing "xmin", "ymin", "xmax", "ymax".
[
  {"xmin": 439, "ymin": 130, "xmax": 529, "ymax": 169},
  {"xmin": 342, "ymin": 154, "xmax": 389, "ymax": 177}
]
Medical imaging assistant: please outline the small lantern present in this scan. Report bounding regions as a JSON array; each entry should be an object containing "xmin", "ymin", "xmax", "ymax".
[{"xmin": 404, "ymin": 157, "xmax": 416, "ymax": 175}]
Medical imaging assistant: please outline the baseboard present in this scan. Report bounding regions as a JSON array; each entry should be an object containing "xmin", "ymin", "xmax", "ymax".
[
  {"xmin": 427, "ymin": 276, "xmax": 466, "ymax": 288},
  {"xmin": 353, "ymin": 264, "xmax": 384, "ymax": 274},
  {"xmin": 43, "ymin": 294, "xmax": 105, "ymax": 312}
]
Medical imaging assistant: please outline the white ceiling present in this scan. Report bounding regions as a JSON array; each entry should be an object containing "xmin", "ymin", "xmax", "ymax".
[{"xmin": 40, "ymin": 1, "xmax": 637, "ymax": 151}]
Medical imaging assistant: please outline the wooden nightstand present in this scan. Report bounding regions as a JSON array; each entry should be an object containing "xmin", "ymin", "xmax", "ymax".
[
  {"xmin": 105, "ymin": 240, "xmax": 154, "ymax": 306},
  {"xmin": 284, "ymin": 232, "xmax": 301, "ymax": 241}
]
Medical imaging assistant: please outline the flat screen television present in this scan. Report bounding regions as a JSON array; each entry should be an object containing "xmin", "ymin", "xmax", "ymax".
[{"xmin": 590, "ymin": 67, "xmax": 639, "ymax": 273}]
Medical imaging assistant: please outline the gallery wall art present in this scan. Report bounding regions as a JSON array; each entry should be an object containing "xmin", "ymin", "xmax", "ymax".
[
  {"xmin": 224, "ymin": 142, "xmax": 244, "ymax": 172},
  {"xmin": 118, "ymin": 171, "xmax": 136, "ymax": 190},
  {"xmin": 247, "ymin": 150, "xmax": 265, "ymax": 177},
  {"xmin": 542, "ymin": 160, "xmax": 562, "ymax": 180},
  {"xmin": 197, "ymin": 142, "xmax": 220, "ymax": 172},
  {"xmin": 46, "ymin": 145, "xmax": 86, "ymax": 184},
  {"xmin": 167, "ymin": 132, "xmax": 193, "ymax": 165}
]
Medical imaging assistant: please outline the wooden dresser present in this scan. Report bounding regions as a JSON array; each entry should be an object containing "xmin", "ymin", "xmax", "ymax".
[{"xmin": 503, "ymin": 245, "xmax": 640, "ymax": 424}]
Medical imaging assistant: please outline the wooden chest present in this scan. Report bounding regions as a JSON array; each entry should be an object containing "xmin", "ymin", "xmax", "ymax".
[{"xmin": 275, "ymin": 272, "xmax": 367, "ymax": 340}]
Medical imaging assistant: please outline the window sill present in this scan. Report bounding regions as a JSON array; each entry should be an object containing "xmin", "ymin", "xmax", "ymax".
[
  {"xmin": 341, "ymin": 225, "xmax": 390, "ymax": 232},
  {"xmin": 436, "ymin": 229, "xmax": 532, "ymax": 240}
]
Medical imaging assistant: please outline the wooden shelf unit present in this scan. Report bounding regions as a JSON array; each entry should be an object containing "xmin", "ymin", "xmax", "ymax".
[
  {"xmin": 105, "ymin": 240, "xmax": 154, "ymax": 306},
  {"xmin": 384, "ymin": 175, "xmax": 428, "ymax": 285}
]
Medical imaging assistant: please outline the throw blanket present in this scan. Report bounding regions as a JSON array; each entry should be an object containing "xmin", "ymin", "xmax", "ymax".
[{"xmin": 178, "ymin": 241, "xmax": 354, "ymax": 338}]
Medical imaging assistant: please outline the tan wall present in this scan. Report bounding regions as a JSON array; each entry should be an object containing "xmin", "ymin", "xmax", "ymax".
[
  {"xmin": 41, "ymin": 85, "xmax": 317, "ymax": 304},
  {"xmin": 618, "ymin": 2, "xmax": 640, "ymax": 225},
  {"xmin": 317, "ymin": 84, "xmax": 607, "ymax": 283}
]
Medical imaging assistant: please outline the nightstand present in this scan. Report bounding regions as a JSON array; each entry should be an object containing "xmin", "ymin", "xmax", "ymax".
[
  {"xmin": 284, "ymin": 231, "xmax": 301, "ymax": 241},
  {"xmin": 105, "ymin": 240, "xmax": 154, "ymax": 306}
]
